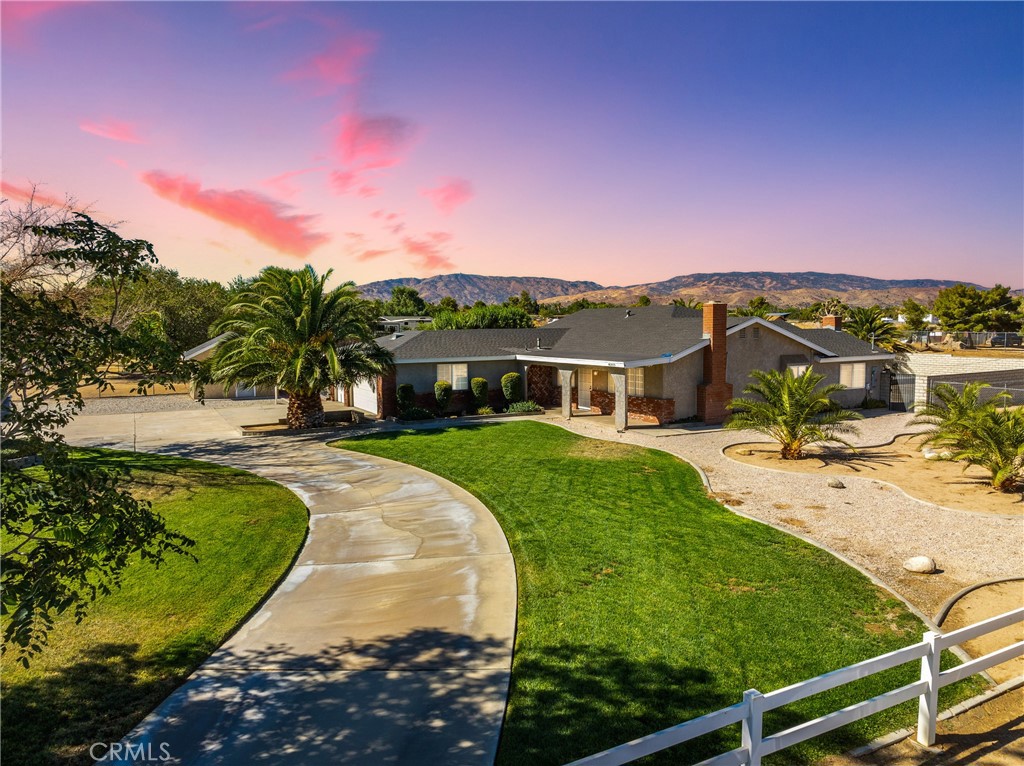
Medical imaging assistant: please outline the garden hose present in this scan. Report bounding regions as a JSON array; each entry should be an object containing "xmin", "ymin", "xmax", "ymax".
[{"xmin": 933, "ymin": 577, "xmax": 1024, "ymax": 627}]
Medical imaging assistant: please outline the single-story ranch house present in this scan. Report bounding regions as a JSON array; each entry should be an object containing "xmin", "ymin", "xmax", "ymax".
[{"xmin": 344, "ymin": 303, "xmax": 894, "ymax": 430}]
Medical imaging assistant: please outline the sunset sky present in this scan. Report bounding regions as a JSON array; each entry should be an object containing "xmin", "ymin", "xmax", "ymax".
[{"xmin": 3, "ymin": 1, "xmax": 1022, "ymax": 288}]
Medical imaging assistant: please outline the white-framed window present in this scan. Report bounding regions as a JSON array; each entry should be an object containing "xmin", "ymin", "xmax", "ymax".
[
  {"xmin": 840, "ymin": 363, "xmax": 866, "ymax": 389},
  {"xmin": 437, "ymin": 363, "xmax": 469, "ymax": 390},
  {"xmin": 627, "ymin": 368, "xmax": 645, "ymax": 397},
  {"xmin": 787, "ymin": 363, "xmax": 809, "ymax": 377}
]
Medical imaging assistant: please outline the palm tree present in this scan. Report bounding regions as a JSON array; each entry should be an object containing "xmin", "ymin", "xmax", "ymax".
[
  {"xmin": 911, "ymin": 382, "xmax": 1022, "ymax": 491},
  {"xmin": 726, "ymin": 368, "xmax": 863, "ymax": 459},
  {"xmin": 210, "ymin": 265, "xmax": 393, "ymax": 429},
  {"xmin": 843, "ymin": 307, "xmax": 911, "ymax": 353}
]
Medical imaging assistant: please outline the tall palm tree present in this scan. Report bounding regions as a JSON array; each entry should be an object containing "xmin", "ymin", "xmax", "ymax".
[
  {"xmin": 726, "ymin": 368, "xmax": 863, "ymax": 459},
  {"xmin": 211, "ymin": 265, "xmax": 393, "ymax": 429},
  {"xmin": 843, "ymin": 307, "xmax": 911, "ymax": 353}
]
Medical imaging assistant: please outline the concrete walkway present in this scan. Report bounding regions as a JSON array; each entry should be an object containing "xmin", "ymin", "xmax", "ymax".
[{"xmin": 63, "ymin": 404, "xmax": 516, "ymax": 766}]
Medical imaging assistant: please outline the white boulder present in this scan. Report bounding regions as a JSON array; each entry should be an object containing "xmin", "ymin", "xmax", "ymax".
[{"xmin": 903, "ymin": 556, "xmax": 937, "ymax": 574}]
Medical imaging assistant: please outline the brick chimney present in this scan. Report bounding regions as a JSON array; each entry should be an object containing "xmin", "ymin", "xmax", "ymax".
[
  {"xmin": 697, "ymin": 301, "xmax": 733, "ymax": 425},
  {"xmin": 823, "ymin": 314, "xmax": 842, "ymax": 332}
]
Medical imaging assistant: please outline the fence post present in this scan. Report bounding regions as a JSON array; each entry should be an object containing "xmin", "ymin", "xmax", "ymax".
[
  {"xmin": 917, "ymin": 630, "xmax": 940, "ymax": 746},
  {"xmin": 741, "ymin": 688, "xmax": 764, "ymax": 766}
]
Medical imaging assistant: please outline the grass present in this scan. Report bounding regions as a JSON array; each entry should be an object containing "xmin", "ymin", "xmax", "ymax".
[
  {"xmin": 335, "ymin": 421, "xmax": 984, "ymax": 765},
  {"xmin": 1, "ymin": 449, "xmax": 308, "ymax": 766}
]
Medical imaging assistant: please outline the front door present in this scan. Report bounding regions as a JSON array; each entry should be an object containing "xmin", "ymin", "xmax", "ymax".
[{"xmin": 578, "ymin": 367, "xmax": 593, "ymax": 409}]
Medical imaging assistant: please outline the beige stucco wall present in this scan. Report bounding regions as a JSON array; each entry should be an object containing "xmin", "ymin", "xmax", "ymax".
[
  {"xmin": 660, "ymin": 352, "xmax": 704, "ymax": 420},
  {"xmin": 396, "ymin": 359, "xmax": 519, "ymax": 394}
]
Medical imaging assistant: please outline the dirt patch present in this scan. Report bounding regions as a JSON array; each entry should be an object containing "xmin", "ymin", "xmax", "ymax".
[
  {"xmin": 780, "ymin": 516, "xmax": 810, "ymax": 529},
  {"xmin": 941, "ymin": 581, "xmax": 1024, "ymax": 685},
  {"xmin": 564, "ymin": 440, "xmax": 638, "ymax": 460},
  {"xmin": 725, "ymin": 436, "xmax": 1022, "ymax": 516}
]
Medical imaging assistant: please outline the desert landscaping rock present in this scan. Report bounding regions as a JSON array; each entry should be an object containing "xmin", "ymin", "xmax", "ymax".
[
  {"xmin": 827, "ymin": 477, "xmax": 847, "ymax": 489},
  {"xmin": 903, "ymin": 556, "xmax": 938, "ymax": 574}
]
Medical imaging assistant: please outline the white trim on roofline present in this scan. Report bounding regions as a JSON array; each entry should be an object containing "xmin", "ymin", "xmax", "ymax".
[
  {"xmin": 513, "ymin": 340, "xmax": 711, "ymax": 369},
  {"xmin": 726, "ymin": 317, "xmax": 838, "ymax": 357},
  {"xmin": 183, "ymin": 332, "xmax": 230, "ymax": 360},
  {"xmin": 814, "ymin": 354, "xmax": 895, "ymax": 364}
]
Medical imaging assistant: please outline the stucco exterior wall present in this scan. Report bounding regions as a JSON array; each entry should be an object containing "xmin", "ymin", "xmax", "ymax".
[
  {"xmin": 395, "ymin": 359, "xmax": 518, "ymax": 395},
  {"xmin": 660, "ymin": 353, "xmax": 704, "ymax": 420}
]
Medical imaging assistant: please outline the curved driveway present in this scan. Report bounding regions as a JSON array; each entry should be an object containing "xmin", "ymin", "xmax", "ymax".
[{"xmin": 63, "ymin": 404, "xmax": 516, "ymax": 766}]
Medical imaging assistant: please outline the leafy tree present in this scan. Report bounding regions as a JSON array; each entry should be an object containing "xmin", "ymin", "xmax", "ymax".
[
  {"xmin": 933, "ymin": 284, "xmax": 1023, "ymax": 331},
  {"xmin": 437, "ymin": 296, "xmax": 459, "ymax": 313},
  {"xmin": 731, "ymin": 296, "xmax": 780, "ymax": 318},
  {"xmin": 505, "ymin": 289, "xmax": 540, "ymax": 314},
  {"xmin": 210, "ymin": 265, "xmax": 393, "ymax": 429},
  {"xmin": 911, "ymin": 383, "xmax": 1023, "ymax": 491},
  {"xmin": 843, "ymin": 307, "xmax": 911, "ymax": 353},
  {"xmin": 817, "ymin": 298, "xmax": 850, "ymax": 320},
  {"xmin": 385, "ymin": 286, "xmax": 427, "ymax": 316},
  {"xmin": 1, "ymin": 211, "xmax": 201, "ymax": 663},
  {"xmin": 726, "ymin": 368, "xmax": 862, "ymax": 459},
  {"xmin": 899, "ymin": 299, "xmax": 929, "ymax": 332},
  {"xmin": 428, "ymin": 305, "xmax": 533, "ymax": 330},
  {"xmin": 633, "ymin": 295, "xmax": 652, "ymax": 307}
]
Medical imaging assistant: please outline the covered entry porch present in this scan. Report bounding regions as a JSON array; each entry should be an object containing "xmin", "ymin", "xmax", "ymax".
[{"xmin": 525, "ymin": 363, "xmax": 676, "ymax": 432}]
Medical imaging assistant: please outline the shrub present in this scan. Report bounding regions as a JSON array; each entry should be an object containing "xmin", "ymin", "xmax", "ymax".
[
  {"xmin": 507, "ymin": 400, "xmax": 543, "ymax": 413},
  {"xmin": 475, "ymin": 405, "xmax": 495, "ymax": 415},
  {"xmin": 859, "ymin": 397, "xmax": 888, "ymax": 409},
  {"xmin": 398, "ymin": 406, "xmax": 435, "ymax": 421},
  {"xmin": 434, "ymin": 380, "xmax": 453, "ymax": 413},
  {"xmin": 396, "ymin": 383, "xmax": 415, "ymax": 412},
  {"xmin": 501, "ymin": 372, "xmax": 524, "ymax": 403},
  {"xmin": 470, "ymin": 378, "xmax": 489, "ymax": 411}
]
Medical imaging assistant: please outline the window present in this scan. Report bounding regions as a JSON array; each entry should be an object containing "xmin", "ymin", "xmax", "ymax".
[
  {"xmin": 627, "ymin": 367, "xmax": 645, "ymax": 397},
  {"xmin": 739, "ymin": 328, "xmax": 747, "ymax": 339},
  {"xmin": 840, "ymin": 363, "xmax": 866, "ymax": 389},
  {"xmin": 437, "ymin": 363, "xmax": 469, "ymax": 390},
  {"xmin": 787, "ymin": 363, "xmax": 809, "ymax": 377},
  {"xmin": 753, "ymin": 326, "xmax": 761, "ymax": 340}
]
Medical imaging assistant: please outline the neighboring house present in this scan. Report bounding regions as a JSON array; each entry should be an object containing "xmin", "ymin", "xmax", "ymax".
[
  {"xmin": 345, "ymin": 303, "xmax": 894, "ymax": 430},
  {"xmin": 182, "ymin": 333, "xmax": 276, "ymax": 400},
  {"xmin": 376, "ymin": 316, "xmax": 433, "ymax": 335}
]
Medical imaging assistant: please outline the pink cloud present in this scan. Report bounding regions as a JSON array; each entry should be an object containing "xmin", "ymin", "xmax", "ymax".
[
  {"xmin": 334, "ymin": 112, "xmax": 416, "ymax": 171},
  {"xmin": 356, "ymin": 248, "xmax": 394, "ymax": 262},
  {"xmin": 283, "ymin": 32, "xmax": 377, "ymax": 95},
  {"xmin": 1, "ymin": 181, "xmax": 66, "ymax": 208},
  {"xmin": 140, "ymin": 171, "xmax": 329, "ymax": 257},
  {"xmin": 107, "ymin": 156, "xmax": 129, "ymax": 168},
  {"xmin": 80, "ymin": 119, "xmax": 145, "ymax": 144},
  {"xmin": 356, "ymin": 185, "xmax": 380, "ymax": 198},
  {"xmin": 1, "ymin": 1, "xmax": 66, "ymax": 48},
  {"xmin": 421, "ymin": 177, "xmax": 474, "ymax": 216},
  {"xmin": 263, "ymin": 166, "xmax": 325, "ymax": 198},
  {"xmin": 402, "ymin": 231, "xmax": 455, "ymax": 272}
]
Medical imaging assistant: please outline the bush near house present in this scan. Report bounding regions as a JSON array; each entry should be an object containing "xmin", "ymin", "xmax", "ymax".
[
  {"xmin": 434, "ymin": 380, "xmax": 453, "ymax": 413},
  {"xmin": 471, "ymin": 377, "xmax": 489, "ymax": 411},
  {"xmin": 396, "ymin": 383, "xmax": 415, "ymax": 413},
  {"xmin": 502, "ymin": 372, "xmax": 524, "ymax": 403},
  {"xmin": 506, "ymin": 400, "xmax": 543, "ymax": 413}
]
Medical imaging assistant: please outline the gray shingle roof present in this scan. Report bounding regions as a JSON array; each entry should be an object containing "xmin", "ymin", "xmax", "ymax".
[{"xmin": 375, "ymin": 308, "xmax": 892, "ymax": 365}]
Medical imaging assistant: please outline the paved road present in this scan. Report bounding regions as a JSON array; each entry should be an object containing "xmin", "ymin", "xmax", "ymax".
[{"xmin": 64, "ymin": 404, "xmax": 516, "ymax": 766}]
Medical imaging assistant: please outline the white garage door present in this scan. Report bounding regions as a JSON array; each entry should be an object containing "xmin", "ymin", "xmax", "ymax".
[{"xmin": 353, "ymin": 379, "xmax": 378, "ymax": 414}]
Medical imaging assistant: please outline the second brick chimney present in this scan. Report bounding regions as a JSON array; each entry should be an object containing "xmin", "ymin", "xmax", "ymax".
[
  {"xmin": 822, "ymin": 314, "xmax": 843, "ymax": 332},
  {"xmin": 697, "ymin": 301, "xmax": 733, "ymax": 425}
]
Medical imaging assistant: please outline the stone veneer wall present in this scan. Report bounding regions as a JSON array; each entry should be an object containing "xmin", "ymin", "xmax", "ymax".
[{"xmin": 590, "ymin": 390, "xmax": 675, "ymax": 425}]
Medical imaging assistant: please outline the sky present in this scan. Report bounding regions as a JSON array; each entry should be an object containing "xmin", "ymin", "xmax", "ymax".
[{"xmin": 2, "ymin": 1, "xmax": 1022, "ymax": 288}]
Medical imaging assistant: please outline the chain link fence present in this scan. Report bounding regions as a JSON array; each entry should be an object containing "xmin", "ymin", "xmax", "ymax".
[{"xmin": 927, "ymin": 379, "xmax": 1024, "ymax": 407}]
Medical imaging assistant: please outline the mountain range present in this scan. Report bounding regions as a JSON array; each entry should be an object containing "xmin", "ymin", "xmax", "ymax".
[{"xmin": 357, "ymin": 271, "xmax": 990, "ymax": 308}]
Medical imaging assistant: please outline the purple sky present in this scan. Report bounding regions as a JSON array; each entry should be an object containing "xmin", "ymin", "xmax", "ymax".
[{"xmin": 3, "ymin": 1, "xmax": 1022, "ymax": 288}]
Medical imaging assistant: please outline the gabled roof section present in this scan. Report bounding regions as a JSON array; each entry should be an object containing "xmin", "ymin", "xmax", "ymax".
[
  {"xmin": 183, "ymin": 332, "xmax": 229, "ymax": 360},
  {"xmin": 377, "ymin": 328, "xmax": 568, "ymax": 361}
]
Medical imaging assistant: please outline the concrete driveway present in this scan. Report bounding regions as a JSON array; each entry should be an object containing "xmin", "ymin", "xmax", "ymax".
[{"xmin": 63, "ymin": 404, "xmax": 516, "ymax": 765}]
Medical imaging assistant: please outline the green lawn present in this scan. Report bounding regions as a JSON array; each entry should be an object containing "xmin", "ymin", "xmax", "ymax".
[
  {"xmin": 336, "ymin": 421, "xmax": 982, "ymax": 765},
  {"xmin": 1, "ymin": 449, "xmax": 308, "ymax": 766}
]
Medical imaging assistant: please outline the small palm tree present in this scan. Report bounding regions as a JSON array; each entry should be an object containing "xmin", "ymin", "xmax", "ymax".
[
  {"xmin": 211, "ymin": 265, "xmax": 393, "ymax": 429},
  {"xmin": 911, "ymin": 382, "xmax": 1022, "ymax": 492},
  {"xmin": 844, "ymin": 307, "xmax": 911, "ymax": 353},
  {"xmin": 726, "ymin": 368, "xmax": 863, "ymax": 459}
]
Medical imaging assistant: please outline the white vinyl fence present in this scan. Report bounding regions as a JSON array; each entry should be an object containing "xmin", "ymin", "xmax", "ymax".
[{"xmin": 567, "ymin": 607, "xmax": 1024, "ymax": 766}]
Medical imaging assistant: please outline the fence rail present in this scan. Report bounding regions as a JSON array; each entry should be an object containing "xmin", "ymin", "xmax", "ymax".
[{"xmin": 566, "ymin": 607, "xmax": 1024, "ymax": 766}]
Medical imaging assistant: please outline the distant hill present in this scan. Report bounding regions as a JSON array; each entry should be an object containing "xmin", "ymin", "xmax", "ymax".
[
  {"xmin": 357, "ymin": 270, "xmax": 991, "ymax": 308},
  {"xmin": 356, "ymin": 274, "xmax": 603, "ymax": 305}
]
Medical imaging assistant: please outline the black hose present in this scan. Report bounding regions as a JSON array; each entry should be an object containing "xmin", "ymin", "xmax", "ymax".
[{"xmin": 933, "ymin": 577, "xmax": 1024, "ymax": 627}]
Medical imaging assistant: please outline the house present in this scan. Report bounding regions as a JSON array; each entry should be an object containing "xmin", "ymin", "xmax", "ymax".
[
  {"xmin": 182, "ymin": 333, "xmax": 276, "ymax": 399},
  {"xmin": 346, "ymin": 303, "xmax": 894, "ymax": 430},
  {"xmin": 376, "ymin": 316, "xmax": 433, "ymax": 335}
]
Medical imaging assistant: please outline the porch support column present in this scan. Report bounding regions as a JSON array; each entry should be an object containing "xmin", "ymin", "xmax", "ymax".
[
  {"xmin": 610, "ymin": 370, "xmax": 627, "ymax": 432},
  {"xmin": 558, "ymin": 367, "xmax": 574, "ymax": 419}
]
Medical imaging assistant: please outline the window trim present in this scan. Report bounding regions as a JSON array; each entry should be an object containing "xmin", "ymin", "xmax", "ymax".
[{"xmin": 436, "ymin": 362, "xmax": 469, "ymax": 390}]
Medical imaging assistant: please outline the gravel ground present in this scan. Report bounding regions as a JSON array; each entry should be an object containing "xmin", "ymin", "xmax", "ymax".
[
  {"xmin": 77, "ymin": 395, "xmax": 281, "ymax": 415},
  {"xmin": 537, "ymin": 411, "xmax": 1024, "ymax": 618}
]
